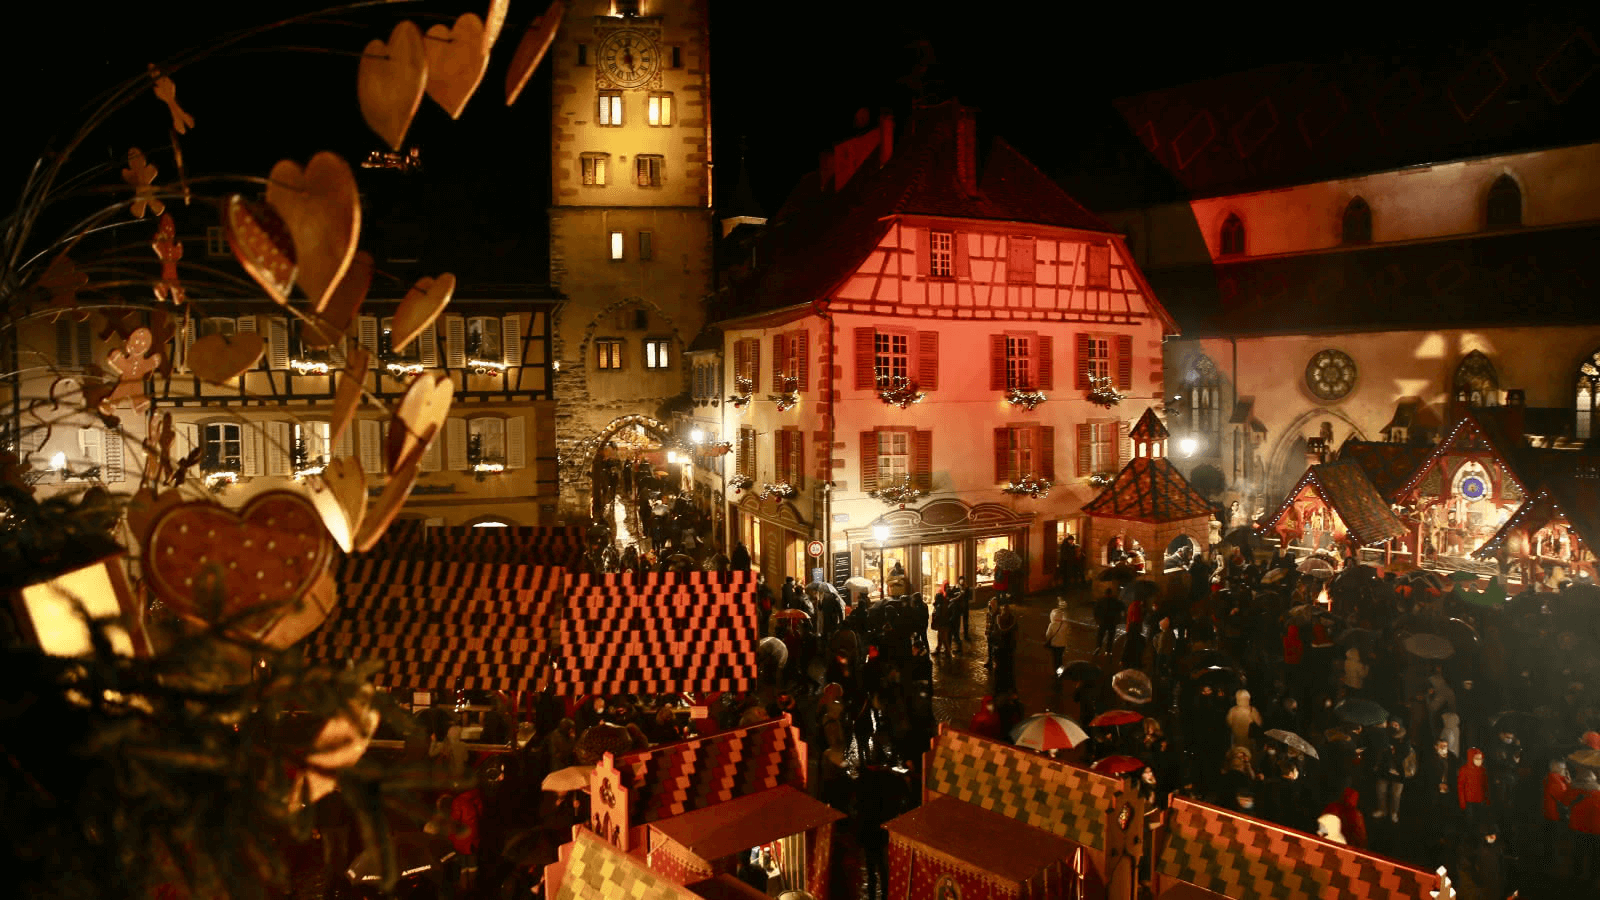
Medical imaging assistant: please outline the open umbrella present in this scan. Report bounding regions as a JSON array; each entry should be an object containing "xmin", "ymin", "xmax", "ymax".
[
  {"xmin": 1090, "ymin": 710, "xmax": 1144, "ymax": 727},
  {"xmin": 844, "ymin": 576, "xmax": 873, "ymax": 591},
  {"xmin": 1062, "ymin": 660, "xmax": 1102, "ymax": 682},
  {"xmin": 1131, "ymin": 580, "xmax": 1161, "ymax": 602},
  {"xmin": 1297, "ymin": 557, "xmax": 1336, "ymax": 579},
  {"xmin": 1403, "ymin": 633, "xmax": 1455, "ymax": 660},
  {"xmin": 1491, "ymin": 710, "xmax": 1541, "ymax": 739},
  {"xmin": 995, "ymin": 548, "xmax": 1023, "ymax": 572},
  {"xmin": 1570, "ymin": 748, "xmax": 1600, "ymax": 769},
  {"xmin": 1442, "ymin": 618, "xmax": 1480, "ymax": 650},
  {"xmin": 1184, "ymin": 649, "xmax": 1241, "ymax": 674},
  {"xmin": 772, "ymin": 608, "xmax": 811, "ymax": 622},
  {"xmin": 1010, "ymin": 713, "xmax": 1089, "ymax": 751},
  {"xmin": 1338, "ymin": 627, "xmax": 1379, "ymax": 651},
  {"xmin": 1335, "ymin": 698, "xmax": 1389, "ymax": 727},
  {"xmin": 347, "ymin": 832, "xmax": 456, "ymax": 886},
  {"xmin": 1191, "ymin": 666, "xmax": 1241, "ymax": 693},
  {"xmin": 1260, "ymin": 567, "xmax": 1290, "ymax": 585},
  {"xmin": 1447, "ymin": 570, "xmax": 1480, "ymax": 583},
  {"xmin": 1112, "ymin": 669, "xmax": 1153, "ymax": 705},
  {"xmin": 540, "ymin": 764, "xmax": 592, "ymax": 794},
  {"xmin": 1264, "ymin": 729, "xmax": 1320, "ymax": 759},
  {"xmin": 757, "ymin": 636, "xmax": 788, "ymax": 670},
  {"xmin": 1091, "ymin": 755, "xmax": 1147, "ymax": 776}
]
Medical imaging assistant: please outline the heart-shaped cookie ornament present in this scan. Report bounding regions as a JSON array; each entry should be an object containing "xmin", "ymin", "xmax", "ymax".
[
  {"xmin": 506, "ymin": 1, "xmax": 566, "ymax": 105},
  {"xmin": 144, "ymin": 491, "xmax": 334, "ymax": 637},
  {"xmin": 265, "ymin": 153, "xmax": 360, "ymax": 313},
  {"xmin": 388, "ymin": 274, "xmax": 455, "ymax": 353},
  {"xmin": 423, "ymin": 14, "xmax": 489, "ymax": 119},
  {"xmin": 303, "ymin": 250, "xmax": 375, "ymax": 347},
  {"xmin": 355, "ymin": 447, "xmax": 425, "ymax": 553},
  {"xmin": 330, "ymin": 347, "xmax": 371, "ymax": 448},
  {"xmin": 387, "ymin": 372, "xmax": 454, "ymax": 469},
  {"xmin": 308, "ymin": 455, "xmax": 368, "ymax": 554},
  {"xmin": 358, "ymin": 20, "xmax": 428, "ymax": 151},
  {"xmin": 226, "ymin": 195, "xmax": 297, "ymax": 303},
  {"xmin": 257, "ymin": 569, "xmax": 338, "ymax": 650},
  {"xmin": 482, "ymin": 0, "xmax": 510, "ymax": 51},
  {"xmin": 188, "ymin": 331, "xmax": 265, "ymax": 383}
]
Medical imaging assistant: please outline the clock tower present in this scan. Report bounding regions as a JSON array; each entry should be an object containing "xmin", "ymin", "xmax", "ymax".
[{"xmin": 548, "ymin": 0, "xmax": 713, "ymax": 515}]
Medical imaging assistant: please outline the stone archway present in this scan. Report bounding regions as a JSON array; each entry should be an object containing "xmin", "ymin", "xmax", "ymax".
[
  {"xmin": 1264, "ymin": 407, "xmax": 1369, "ymax": 503},
  {"xmin": 581, "ymin": 413, "xmax": 681, "ymax": 547}
]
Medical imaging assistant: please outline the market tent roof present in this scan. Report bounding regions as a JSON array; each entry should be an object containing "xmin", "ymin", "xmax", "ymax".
[
  {"xmin": 648, "ymin": 785, "xmax": 843, "ymax": 865},
  {"xmin": 1082, "ymin": 457, "xmax": 1213, "ymax": 524},
  {"xmin": 1130, "ymin": 407, "xmax": 1170, "ymax": 443},
  {"xmin": 552, "ymin": 830, "xmax": 700, "ymax": 900},
  {"xmin": 1336, "ymin": 440, "xmax": 1434, "ymax": 501},
  {"xmin": 885, "ymin": 796, "xmax": 1080, "ymax": 889},
  {"xmin": 1262, "ymin": 459, "xmax": 1408, "ymax": 547},
  {"xmin": 1474, "ymin": 475, "xmax": 1600, "ymax": 561},
  {"xmin": 1397, "ymin": 408, "xmax": 1530, "ymax": 501},
  {"xmin": 610, "ymin": 716, "xmax": 807, "ymax": 825}
]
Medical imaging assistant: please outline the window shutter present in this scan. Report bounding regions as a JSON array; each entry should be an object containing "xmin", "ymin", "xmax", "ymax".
[
  {"xmin": 333, "ymin": 420, "xmax": 353, "ymax": 461},
  {"xmin": 792, "ymin": 430, "xmax": 805, "ymax": 489},
  {"xmin": 236, "ymin": 315, "xmax": 256, "ymax": 334},
  {"xmin": 855, "ymin": 327, "xmax": 876, "ymax": 389},
  {"xmin": 1037, "ymin": 334, "xmax": 1054, "ymax": 391},
  {"xmin": 242, "ymin": 422, "xmax": 262, "ymax": 476},
  {"xmin": 266, "ymin": 421, "xmax": 291, "ymax": 476},
  {"xmin": 506, "ymin": 415, "xmax": 526, "ymax": 469},
  {"xmin": 267, "ymin": 317, "xmax": 290, "ymax": 370},
  {"xmin": 917, "ymin": 330, "xmax": 938, "ymax": 390},
  {"xmin": 358, "ymin": 420, "xmax": 382, "ymax": 475},
  {"xmin": 795, "ymin": 330, "xmax": 810, "ymax": 392},
  {"xmin": 1041, "ymin": 426, "xmax": 1056, "ymax": 480},
  {"xmin": 444, "ymin": 315, "xmax": 466, "ymax": 368},
  {"xmin": 502, "ymin": 316, "xmax": 522, "ymax": 366},
  {"xmin": 182, "ymin": 320, "xmax": 197, "ymax": 372},
  {"xmin": 1116, "ymin": 334, "xmax": 1133, "ymax": 390},
  {"xmin": 989, "ymin": 334, "xmax": 1008, "ymax": 390},
  {"xmin": 328, "ymin": 333, "xmax": 347, "ymax": 369},
  {"xmin": 1077, "ymin": 423, "xmax": 1092, "ymax": 477},
  {"xmin": 358, "ymin": 316, "xmax": 379, "ymax": 367},
  {"xmin": 56, "ymin": 320, "xmax": 74, "ymax": 367},
  {"xmin": 75, "ymin": 321, "xmax": 93, "ymax": 368},
  {"xmin": 913, "ymin": 429, "xmax": 932, "ymax": 491},
  {"xmin": 1076, "ymin": 333, "xmax": 1092, "ymax": 389},
  {"xmin": 78, "ymin": 428, "xmax": 101, "ymax": 476},
  {"xmin": 750, "ymin": 340, "xmax": 761, "ymax": 389},
  {"xmin": 1118, "ymin": 420, "xmax": 1131, "ymax": 468},
  {"xmin": 733, "ymin": 340, "xmax": 748, "ymax": 387},
  {"xmin": 771, "ymin": 431, "xmax": 783, "ymax": 482},
  {"xmin": 446, "ymin": 417, "xmax": 468, "ymax": 470},
  {"xmin": 772, "ymin": 333, "xmax": 787, "ymax": 392},
  {"xmin": 103, "ymin": 429, "xmax": 124, "ymax": 482},
  {"xmin": 914, "ymin": 228, "xmax": 929, "ymax": 276},
  {"xmin": 994, "ymin": 427, "xmax": 1011, "ymax": 483},
  {"xmin": 419, "ymin": 321, "xmax": 439, "ymax": 367},
  {"xmin": 419, "ymin": 428, "xmax": 441, "ymax": 472},
  {"xmin": 954, "ymin": 232, "xmax": 970, "ymax": 278},
  {"xmin": 176, "ymin": 422, "xmax": 200, "ymax": 460},
  {"xmin": 860, "ymin": 430, "xmax": 878, "ymax": 492}
]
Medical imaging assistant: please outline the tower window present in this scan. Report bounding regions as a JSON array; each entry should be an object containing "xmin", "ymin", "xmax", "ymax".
[
  {"xmin": 648, "ymin": 92, "xmax": 674, "ymax": 126},
  {"xmin": 929, "ymin": 231, "xmax": 953, "ymax": 278},
  {"xmin": 1220, "ymin": 214, "xmax": 1245, "ymax": 256},
  {"xmin": 609, "ymin": 231, "xmax": 624, "ymax": 260},
  {"xmin": 1341, "ymin": 197, "xmax": 1372, "ymax": 244},
  {"xmin": 581, "ymin": 153, "xmax": 608, "ymax": 186},
  {"xmin": 639, "ymin": 230, "xmax": 653, "ymax": 260},
  {"xmin": 598, "ymin": 91, "xmax": 622, "ymax": 126},
  {"xmin": 596, "ymin": 339, "xmax": 624, "ymax": 370},
  {"xmin": 644, "ymin": 339, "xmax": 670, "ymax": 369},
  {"xmin": 636, "ymin": 155, "xmax": 663, "ymax": 186},
  {"xmin": 671, "ymin": 46, "xmax": 682, "ymax": 68},
  {"xmin": 1486, "ymin": 174, "xmax": 1522, "ymax": 228}
]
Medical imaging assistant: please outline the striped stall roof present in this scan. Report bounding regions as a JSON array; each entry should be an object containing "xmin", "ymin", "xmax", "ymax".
[{"xmin": 611, "ymin": 716, "xmax": 806, "ymax": 825}]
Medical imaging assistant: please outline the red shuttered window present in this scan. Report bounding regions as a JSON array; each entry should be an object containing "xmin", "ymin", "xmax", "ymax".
[{"xmin": 995, "ymin": 425, "xmax": 1055, "ymax": 482}]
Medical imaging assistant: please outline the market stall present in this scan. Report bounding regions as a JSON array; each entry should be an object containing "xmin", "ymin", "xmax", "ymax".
[
  {"xmin": 1081, "ymin": 425, "xmax": 1214, "ymax": 576},
  {"xmin": 1259, "ymin": 459, "xmax": 1407, "ymax": 562},
  {"xmin": 886, "ymin": 726, "xmax": 1142, "ymax": 900},
  {"xmin": 1390, "ymin": 408, "xmax": 1528, "ymax": 571},
  {"xmin": 545, "ymin": 828, "xmax": 704, "ymax": 900},
  {"xmin": 1154, "ymin": 797, "xmax": 1439, "ymax": 900},
  {"xmin": 1474, "ymin": 472, "xmax": 1600, "ymax": 587}
]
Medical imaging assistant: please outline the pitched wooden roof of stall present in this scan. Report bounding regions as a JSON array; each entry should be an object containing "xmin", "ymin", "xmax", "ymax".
[
  {"xmin": 1261, "ymin": 460, "xmax": 1408, "ymax": 547},
  {"xmin": 647, "ymin": 784, "xmax": 842, "ymax": 865},
  {"xmin": 1130, "ymin": 407, "xmax": 1170, "ymax": 442},
  {"xmin": 1394, "ymin": 408, "xmax": 1530, "ymax": 500},
  {"xmin": 1474, "ymin": 462, "xmax": 1600, "ymax": 561},
  {"xmin": 886, "ymin": 796, "xmax": 1080, "ymax": 889},
  {"xmin": 1336, "ymin": 440, "xmax": 1435, "ymax": 501},
  {"xmin": 1082, "ymin": 457, "xmax": 1214, "ymax": 524}
]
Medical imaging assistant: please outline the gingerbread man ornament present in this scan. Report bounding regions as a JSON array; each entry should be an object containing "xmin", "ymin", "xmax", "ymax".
[
  {"xmin": 103, "ymin": 328, "xmax": 162, "ymax": 412},
  {"xmin": 149, "ymin": 65, "xmax": 194, "ymax": 134},
  {"xmin": 151, "ymin": 213, "xmax": 185, "ymax": 304},
  {"xmin": 38, "ymin": 254, "xmax": 90, "ymax": 322},
  {"xmin": 122, "ymin": 148, "xmax": 164, "ymax": 219}
]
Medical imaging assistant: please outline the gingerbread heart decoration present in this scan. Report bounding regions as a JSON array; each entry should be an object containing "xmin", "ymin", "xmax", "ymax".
[
  {"xmin": 388, "ymin": 273, "xmax": 454, "ymax": 353},
  {"xmin": 358, "ymin": 20, "xmax": 428, "ymax": 152},
  {"xmin": 226, "ymin": 194, "xmax": 297, "ymax": 303},
  {"xmin": 257, "ymin": 569, "xmax": 338, "ymax": 650},
  {"xmin": 265, "ymin": 153, "xmax": 360, "ymax": 313},
  {"xmin": 302, "ymin": 250, "xmax": 374, "ymax": 348},
  {"xmin": 330, "ymin": 347, "xmax": 371, "ymax": 448},
  {"xmin": 423, "ymin": 14, "xmax": 489, "ymax": 119},
  {"xmin": 386, "ymin": 372, "xmax": 453, "ymax": 470},
  {"xmin": 355, "ymin": 442, "xmax": 426, "ymax": 553},
  {"xmin": 308, "ymin": 455, "xmax": 367, "ymax": 554},
  {"xmin": 188, "ymin": 331, "xmax": 264, "ymax": 383},
  {"xmin": 482, "ymin": 0, "xmax": 510, "ymax": 51},
  {"xmin": 144, "ymin": 491, "xmax": 334, "ymax": 636},
  {"xmin": 506, "ymin": 1, "xmax": 565, "ymax": 105}
]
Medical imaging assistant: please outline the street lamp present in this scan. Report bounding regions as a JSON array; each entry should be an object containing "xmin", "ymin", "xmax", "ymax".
[
  {"xmin": 1179, "ymin": 436, "xmax": 1199, "ymax": 457},
  {"xmin": 871, "ymin": 524, "xmax": 890, "ymax": 599},
  {"xmin": 690, "ymin": 428, "xmax": 704, "ymax": 444}
]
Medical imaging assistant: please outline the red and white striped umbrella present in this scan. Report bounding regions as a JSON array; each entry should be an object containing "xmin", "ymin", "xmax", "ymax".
[{"xmin": 1009, "ymin": 713, "xmax": 1089, "ymax": 751}]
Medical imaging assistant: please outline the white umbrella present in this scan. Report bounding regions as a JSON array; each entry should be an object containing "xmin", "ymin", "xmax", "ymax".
[
  {"xmin": 1297, "ymin": 557, "xmax": 1336, "ymax": 579},
  {"xmin": 541, "ymin": 764, "xmax": 591, "ymax": 794},
  {"xmin": 1009, "ymin": 713, "xmax": 1089, "ymax": 751}
]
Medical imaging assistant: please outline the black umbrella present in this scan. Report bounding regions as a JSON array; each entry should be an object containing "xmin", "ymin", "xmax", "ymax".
[
  {"xmin": 1491, "ymin": 709, "xmax": 1541, "ymax": 739},
  {"xmin": 1062, "ymin": 660, "xmax": 1102, "ymax": 682},
  {"xmin": 1403, "ymin": 633, "xmax": 1454, "ymax": 660},
  {"xmin": 1191, "ymin": 667, "xmax": 1242, "ymax": 692},
  {"xmin": 347, "ymin": 832, "xmax": 455, "ymax": 888},
  {"xmin": 1334, "ymin": 698, "xmax": 1388, "ymax": 727},
  {"xmin": 1264, "ymin": 728, "xmax": 1319, "ymax": 759},
  {"xmin": 1442, "ymin": 618, "xmax": 1480, "ymax": 651},
  {"xmin": 1183, "ymin": 649, "xmax": 1241, "ymax": 674},
  {"xmin": 1260, "ymin": 567, "xmax": 1290, "ymax": 585},
  {"xmin": 1338, "ymin": 627, "xmax": 1379, "ymax": 651}
]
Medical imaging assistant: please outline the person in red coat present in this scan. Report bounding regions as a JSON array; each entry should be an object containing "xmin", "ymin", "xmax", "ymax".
[
  {"xmin": 1320, "ymin": 787, "xmax": 1368, "ymax": 849},
  {"xmin": 1283, "ymin": 624, "xmax": 1304, "ymax": 665},
  {"xmin": 1545, "ymin": 760, "xmax": 1573, "ymax": 823},
  {"xmin": 1458, "ymin": 748, "xmax": 1489, "ymax": 823},
  {"xmin": 1569, "ymin": 770, "xmax": 1600, "ymax": 883}
]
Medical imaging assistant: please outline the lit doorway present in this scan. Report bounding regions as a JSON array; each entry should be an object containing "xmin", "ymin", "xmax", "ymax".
[{"xmin": 920, "ymin": 541, "xmax": 962, "ymax": 597}]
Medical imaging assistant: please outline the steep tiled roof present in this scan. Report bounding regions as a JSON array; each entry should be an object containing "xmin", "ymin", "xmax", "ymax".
[
  {"xmin": 1130, "ymin": 407, "xmax": 1170, "ymax": 442},
  {"xmin": 1082, "ymin": 457, "xmax": 1214, "ymax": 524},
  {"xmin": 1337, "ymin": 440, "xmax": 1435, "ymax": 501},
  {"xmin": 1263, "ymin": 460, "xmax": 1408, "ymax": 547}
]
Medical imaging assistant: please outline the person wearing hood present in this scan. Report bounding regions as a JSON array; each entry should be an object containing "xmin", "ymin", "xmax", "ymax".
[
  {"xmin": 1341, "ymin": 647, "xmax": 1369, "ymax": 694},
  {"xmin": 1567, "ymin": 767, "xmax": 1600, "ymax": 883},
  {"xmin": 1092, "ymin": 588, "xmax": 1121, "ymax": 655},
  {"xmin": 1374, "ymin": 718, "xmax": 1417, "ymax": 824},
  {"xmin": 1426, "ymin": 674, "xmax": 1457, "ymax": 733},
  {"xmin": 1321, "ymin": 786, "xmax": 1368, "ymax": 849},
  {"xmin": 1458, "ymin": 747, "xmax": 1490, "ymax": 823},
  {"xmin": 1420, "ymin": 738, "xmax": 1460, "ymax": 862},
  {"xmin": 1454, "ymin": 823, "xmax": 1508, "ymax": 900},
  {"xmin": 1046, "ymin": 597, "xmax": 1073, "ymax": 674},
  {"xmin": 1226, "ymin": 689, "xmax": 1262, "ymax": 749},
  {"xmin": 1316, "ymin": 812, "xmax": 1348, "ymax": 845},
  {"xmin": 1438, "ymin": 711, "xmax": 1461, "ymax": 759},
  {"xmin": 1545, "ymin": 759, "xmax": 1574, "ymax": 866}
]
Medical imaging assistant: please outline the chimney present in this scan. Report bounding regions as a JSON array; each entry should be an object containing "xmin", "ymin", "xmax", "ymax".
[
  {"xmin": 879, "ymin": 110, "xmax": 894, "ymax": 166},
  {"xmin": 956, "ymin": 107, "xmax": 979, "ymax": 196},
  {"xmin": 818, "ymin": 148, "xmax": 834, "ymax": 192}
]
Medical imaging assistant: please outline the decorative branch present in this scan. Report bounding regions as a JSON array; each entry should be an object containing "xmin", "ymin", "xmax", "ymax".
[
  {"xmin": 1005, "ymin": 387, "xmax": 1048, "ymax": 411},
  {"xmin": 1087, "ymin": 374, "xmax": 1125, "ymax": 408},
  {"xmin": 727, "ymin": 376, "xmax": 754, "ymax": 411},
  {"xmin": 757, "ymin": 481, "xmax": 797, "ymax": 502},
  {"xmin": 876, "ymin": 375, "xmax": 925, "ymax": 409},
  {"xmin": 1002, "ymin": 473, "xmax": 1053, "ymax": 499},
  {"xmin": 767, "ymin": 376, "xmax": 799, "ymax": 412},
  {"xmin": 727, "ymin": 473, "xmax": 753, "ymax": 495},
  {"xmin": 1089, "ymin": 472, "xmax": 1116, "ymax": 488},
  {"xmin": 868, "ymin": 477, "xmax": 927, "ymax": 509}
]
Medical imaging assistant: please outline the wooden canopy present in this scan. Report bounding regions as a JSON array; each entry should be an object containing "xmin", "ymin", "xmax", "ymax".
[
  {"xmin": 1082, "ymin": 457, "xmax": 1212, "ymax": 524},
  {"xmin": 648, "ymin": 784, "xmax": 842, "ymax": 865},
  {"xmin": 1261, "ymin": 460, "xmax": 1407, "ymax": 547},
  {"xmin": 886, "ymin": 796, "xmax": 1081, "ymax": 889}
]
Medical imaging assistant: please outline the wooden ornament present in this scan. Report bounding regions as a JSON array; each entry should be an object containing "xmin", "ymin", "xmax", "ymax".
[
  {"xmin": 226, "ymin": 194, "xmax": 297, "ymax": 303},
  {"xmin": 141, "ymin": 413, "xmax": 177, "ymax": 485},
  {"xmin": 148, "ymin": 64, "xmax": 194, "ymax": 134},
  {"xmin": 423, "ymin": 13, "xmax": 489, "ymax": 119},
  {"xmin": 358, "ymin": 20, "xmax": 428, "ymax": 152},
  {"xmin": 354, "ymin": 437, "xmax": 427, "ymax": 553},
  {"xmin": 265, "ymin": 152, "xmax": 361, "ymax": 313},
  {"xmin": 387, "ymin": 372, "xmax": 454, "ymax": 469},
  {"xmin": 482, "ymin": 0, "xmax": 510, "ymax": 51},
  {"xmin": 187, "ymin": 331, "xmax": 265, "ymax": 383},
  {"xmin": 39, "ymin": 254, "xmax": 90, "ymax": 322},
  {"xmin": 256, "ymin": 568, "xmax": 338, "ymax": 650},
  {"xmin": 303, "ymin": 250, "xmax": 374, "ymax": 348},
  {"xmin": 122, "ymin": 147, "xmax": 164, "ymax": 218},
  {"xmin": 506, "ymin": 1, "xmax": 565, "ymax": 105},
  {"xmin": 102, "ymin": 327, "xmax": 161, "ymax": 411},
  {"xmin": 125, "ymin": 487, "xmax": 186, "ymax": 554},
  {"xmin": 151, "ymin": 213, "xmax": 185, "ymax": 304},
  {"xmin": 308, "ymin": 455, "xmax": 367, "ymax": 554},
  {"xmin": 16, "ymin": 556, "xmax": 142, "ymax": 658},
  {"xmin": 388, "ymin": 273, "xmax": 455, "ymax": 353},
  {"xmin": 299, "ymin": 683, "xmax": 379, "ymax": 803},
  {"xmin": 329, "ymin": 347, "xmax": 370, "ymax": 448},
  {"xmin": 170, "ymin": 128, "xmax": 192, "ymax": 205},
  {"xmin": 143, "ymin": 491, "xmax": 334, "ymax": 636}
]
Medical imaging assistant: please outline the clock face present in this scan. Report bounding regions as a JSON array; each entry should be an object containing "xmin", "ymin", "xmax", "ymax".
[
  {"xmin": 598, "ymin": 30, "xmax": 659, "ymax": 88},
  {"xmin": 1305, "ymin": 349, "xmax": 1356, "ymax": 401},
  {"xmin": 1461, "ymin": 475, "xmax": 1486, "ymax": 500}
]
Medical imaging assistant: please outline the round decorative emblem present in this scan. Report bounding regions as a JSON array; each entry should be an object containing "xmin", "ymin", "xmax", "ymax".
[
  {"xmin": 1305, "ymin": 349, "xmax": 1357, "ymax": 401},
  {"xmin": 597, "ymin": 30, "xmax": 659, "ymax": 89},
  {"xmin": 599, "ymin": 777, "xmax": 615, "ymax": 808},
  {"xmin": 1118, "ymin": 803, "xmax": 1135, "ymax": 830},
  {"xmin": 933, "ymin": 875, "xmax": 962, "ymax": 900},
  {"xmin": 1460, "ymin": 475, "xmax": 1486, "ymax": 500}
]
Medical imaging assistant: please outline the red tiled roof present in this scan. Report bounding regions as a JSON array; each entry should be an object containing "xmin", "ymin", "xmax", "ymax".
[
  {"xmin": 1262, "ymin": 460, "xmax": 1408, "ymax": 547},
  {"xmin": 1082, "ymin": 457, "xmax": 1213, "ymax": 524},
  {"xmin": 1336, "ymin": 440, "xmax": 1434, "ymax": 501},
  {"xmin": 1130, "ymin": 407, "xmax": 1170, "ymax": 442}
]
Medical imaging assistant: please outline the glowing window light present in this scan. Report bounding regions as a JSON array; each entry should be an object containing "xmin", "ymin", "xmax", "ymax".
[
  {"xmin": 472, "ymin": 521, "xmax": 508, "ymax": 528},
  {"xmin": 610, "ymin": 231, "xmax": 624, "ymax": 260}
]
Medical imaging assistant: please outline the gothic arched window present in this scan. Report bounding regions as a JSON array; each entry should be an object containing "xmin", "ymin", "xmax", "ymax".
[
  {"xmin": 1453, "ymin": 351, "xmax": 1500, "ymax": 408},
  {"xmin": 1188, "ymin": 356, "xmax": 1222, "ymax": 458},
  {"xmin": 1341, "ymin": 197, "xmax": 1372, "ymax": 244},
  {"xmin": 1220, "ymin": 214, "xmax": 1245, "ymax": 256},
  {"xmin": 1486, "ymin": 174, "xmax": 1522, "ymax": 228},
  {"xmin": 1577, "ymin": 348, "xmax": 1600, "ymax": 441}
]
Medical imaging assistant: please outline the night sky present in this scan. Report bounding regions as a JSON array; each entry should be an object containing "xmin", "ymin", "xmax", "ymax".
[{"xmin": 1, "ymin": 4, "xmax": 1578, "ymax": 286}]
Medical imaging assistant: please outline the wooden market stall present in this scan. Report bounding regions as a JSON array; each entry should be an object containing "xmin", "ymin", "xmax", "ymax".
[
  {"xmin": 886, "ymin": 726, "xmax": 1144, "ymax": 900},
  {"xmin": 1474, "ymin": 470, "xmax": 1600, "ymax": 587},
  {"xmin": 1390, "ymin": 408, "xmax": 1529, "ymax": 571},
  {"xmin": 1259, "ymin": 459, "xmax": 1407, "ymax": 562},
  {"xmin": 1154, "ymin": 797, "xmax": 1440, "ymax": 900},
  {"xmin": 546, "ymin": 828, "xmax": 705, "ymax": 900},
  {"xmin": 1082, "ymin": 411, "xmax": 1214, "ymax": 575}
]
